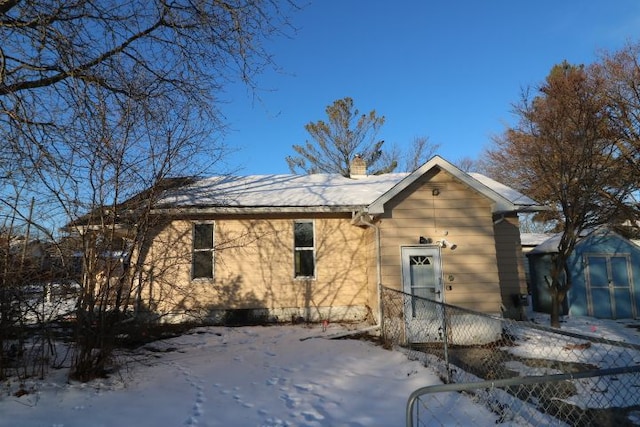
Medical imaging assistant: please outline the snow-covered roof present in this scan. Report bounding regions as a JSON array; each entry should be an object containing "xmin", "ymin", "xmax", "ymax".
[
  {"xmin": 468, "ymin": 173, "xmax": 540, "ymax": 210},
  {"xmin": 158, "ymin": 173, "xmax": 408, "ymax": 211},
  {"xmin": 526, "ymin": 228, "xmax": 635, "ymax": 255},
  {"xmin": 156, "ymin": 156, "xmax": 546, "ymax": 214},
  {"xmin": 526, "ymin": 234, "xmax": 562, "ymax": 254},
  {"xmin": 520, "ymin": 233, "xmax": 555, "ymax": 247}
]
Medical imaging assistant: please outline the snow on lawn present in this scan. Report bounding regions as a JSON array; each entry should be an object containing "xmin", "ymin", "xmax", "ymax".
[
  {"xmin": 509, "ymin": 312, "xmax": 640, "ymax": 369},
  {"xmin": 5, "ymin": 313, "xmax": 640, "ymax": 427},
  {"xmin": 1, "ymin": 324, "xmax": 499, "ymax": 427}
]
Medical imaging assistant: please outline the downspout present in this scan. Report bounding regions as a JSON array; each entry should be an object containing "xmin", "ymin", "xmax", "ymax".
[{"xmin": 351, "ymin": 211, "xmax": 383, "ymax": 326}]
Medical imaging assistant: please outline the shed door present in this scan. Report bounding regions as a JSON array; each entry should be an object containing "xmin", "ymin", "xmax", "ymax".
[
  {"xmin": 585, "ymin": 254, "xmax": 635, "ymax": 319},
  {"xmin": 401, "ymin": 246, "xmax": 443, "ymax": 342}
]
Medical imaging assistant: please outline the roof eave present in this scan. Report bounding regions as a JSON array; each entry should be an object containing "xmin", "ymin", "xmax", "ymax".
[
  {"xmin": 151, "ymin": 205, "xmax": 363, "ymax": 215},
  {"xmin": 494, "ymin": 204, "xmax": 551, "ymax": 215}
]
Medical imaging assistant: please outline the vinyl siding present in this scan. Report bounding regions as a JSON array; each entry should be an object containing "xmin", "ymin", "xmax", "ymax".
[
  {"xmin": 138, "ymin": 214, "xmax": 372, "ymax": 321},
  {"xmin": 376, "ymin": 168, "xmax": 503, "ymax": 313},
  {"xmin": 493, "ymin": 213, "xmax": 528, "ymax": 318}
]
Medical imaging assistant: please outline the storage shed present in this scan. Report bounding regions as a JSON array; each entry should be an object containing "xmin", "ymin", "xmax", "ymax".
[
  {"xmin": 520, "ymin": 233, "xmax": 554, "ymax": 292},
  {"xmin": 527, "ymin": 229, "xmax": 640, "ymax": 319}
]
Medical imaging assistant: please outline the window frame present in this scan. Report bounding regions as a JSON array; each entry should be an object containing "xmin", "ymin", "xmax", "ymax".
[
  {"xmin": 293, "ymin": 219, "xmax": 316, "ymax": 279},
  {"xmin": 191, "ymin": 221, "xmax": 215, "ymax": 280}
]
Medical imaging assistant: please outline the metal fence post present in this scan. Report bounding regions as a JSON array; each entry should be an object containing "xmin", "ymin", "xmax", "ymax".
[{"xmin": 440, "ymin": 301, "xmax": 451, "ymax": 384}]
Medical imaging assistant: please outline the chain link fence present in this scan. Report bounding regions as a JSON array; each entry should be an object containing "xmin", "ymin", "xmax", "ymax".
[{"xmin": 379, "ymin": 286, "xmax": 640, "ymax": 426}]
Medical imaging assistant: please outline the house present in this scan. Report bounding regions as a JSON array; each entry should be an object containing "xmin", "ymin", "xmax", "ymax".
[
  {"xmin": 527, "ymin": 229, "xmax": 640, "ymax": 319},
  {"xmin": 3, "ymin": 236, "xmax": 60, "ymax": 281},
  {"xmin": 74, "ymin": 156, "xmax": 545, "ymax": 326}
]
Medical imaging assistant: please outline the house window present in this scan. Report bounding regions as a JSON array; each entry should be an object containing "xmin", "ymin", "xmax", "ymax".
[
  {"xmin": 294, "ymin": 220, "xmax": 315, "ymax": 278},
  {"xmin": 192, "ymin": 222, "xmax": 214, "ymax": 279}
]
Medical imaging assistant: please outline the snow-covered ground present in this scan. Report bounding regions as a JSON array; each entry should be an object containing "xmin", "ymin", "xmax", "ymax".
[
  {"xmin": 2, "ymin": 313, "xmax": 640, "ymax": 427},
  {"xmin": 1, "ymin": 323, "xmax": 499, "ymax": 427}
]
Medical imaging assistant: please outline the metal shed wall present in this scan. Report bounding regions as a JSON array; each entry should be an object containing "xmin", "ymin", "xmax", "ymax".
[{"xmin": 527, "ymin": 231, "xmax": 640, "ymax": 319}]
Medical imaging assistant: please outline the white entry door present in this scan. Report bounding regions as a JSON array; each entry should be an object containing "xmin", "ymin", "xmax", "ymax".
[{"xmin": 401, "ymin": 246, "xmax": 444, "ymax": 343}]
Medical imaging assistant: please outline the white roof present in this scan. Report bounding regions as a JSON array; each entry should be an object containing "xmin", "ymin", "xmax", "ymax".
[
  {"xmin": 520, "ymin": 232, "xmax": 557, "ymax": 248},
  {"xmin": 526, "ymin": 228, "xmax": 632, "ymax": 255},
  {"xmin": 468, "ymin": 173, "xmax": 540, "ymax": 208},
  {"xmin": 158, "ymin": 173, "xmax": 408, "ymax": 210},
  {"xmin": 157, "ymin": 156, "xmax": 545, "ymax": 214}
]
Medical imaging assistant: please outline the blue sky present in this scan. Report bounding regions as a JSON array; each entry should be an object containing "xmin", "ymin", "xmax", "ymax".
[{"xmin": 218, "ymin": 1, "xmax": 640, "ymax": 175}]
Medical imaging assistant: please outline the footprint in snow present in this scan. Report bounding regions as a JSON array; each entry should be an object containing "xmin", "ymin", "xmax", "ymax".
[
  {"xmin": 184, "ymin": 415, "xmax": 198, "ymax": 426},
  {"xmin": 280, "ymin": 393, "xmax": 301, "ymax": 409},
  {"xmin": 301, "ymin": 410, "xmax": 325, "ymax": 422},
  {"xmin": 194, "ymin": 402, "xmax": 204, "ymax": 416},
  {"xmin": 260, "ymin": 417, "xmax": 290, "ymax": 427},
  {"xmin": 171, "ymin": 363, "xmax": 207, "ymax": 424},
  {"xmin": 267, "ymin": 377, "xmax": 280, "ymax": 385},
  {"xmin": 293, "ymin": 383, "xmax": 313, "ymax": 393}
]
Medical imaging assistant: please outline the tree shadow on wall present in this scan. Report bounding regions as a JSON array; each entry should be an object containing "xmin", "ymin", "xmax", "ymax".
[
  {"xmin": 134, "ymin": 220, "xmax": 269, "ymax": 326},
  {"xmin": 241, "ymin": 216, "xmax": 371, "ymax": 323}
]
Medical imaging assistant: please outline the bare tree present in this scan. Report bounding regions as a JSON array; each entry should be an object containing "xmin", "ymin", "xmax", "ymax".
[
  {"xmin": 0, "ymin": 0, "xmax": 298, "ymax": 380},
  {"xmin": 595, "ymin": 42, "xmax": 640, "ymax": 221},
  {"xmin": 403, "ymin": 136, "xmax": 440, "ymax": 172},
  {"xmin": 485, "ymin": 61, "xmax": 634, "ymax": 327},
  {"xmin": 455, "ymin": 156, "xmax": 480, "ymax": 173},
  {"xmin": 378, "ymin": 136, "xmax": 440, "ymax": 173}
]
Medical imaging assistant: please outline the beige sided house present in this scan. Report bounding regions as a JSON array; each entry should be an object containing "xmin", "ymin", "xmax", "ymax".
[{"xmin": 125, "ymin": 155, "xmax": 542, "ymax": 326}]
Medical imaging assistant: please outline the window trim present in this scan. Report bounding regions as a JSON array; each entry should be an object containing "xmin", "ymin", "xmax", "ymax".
[
  {"xmin": 293, "ymin": 219, "xmax": 315, "ymax": 279},
  {"xmin": 191, "ymin": 221, "xmax": 215, "ymax": 280}
]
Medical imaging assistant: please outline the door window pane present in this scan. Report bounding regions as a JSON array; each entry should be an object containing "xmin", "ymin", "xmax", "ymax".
[{"xmin": 409, "ymin": 255, "xmax": 437, "ymax": 317}]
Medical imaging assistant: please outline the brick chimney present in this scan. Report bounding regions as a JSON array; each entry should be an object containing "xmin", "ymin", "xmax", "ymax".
[{"xmin": 349, "ymin": 154, "xmax": 367, "ymax": 178}]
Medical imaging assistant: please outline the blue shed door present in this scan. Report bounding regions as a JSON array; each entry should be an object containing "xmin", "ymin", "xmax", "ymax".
[{"xmin": 585, "ymin": 254, "xmax": 635, "ymax": 319}]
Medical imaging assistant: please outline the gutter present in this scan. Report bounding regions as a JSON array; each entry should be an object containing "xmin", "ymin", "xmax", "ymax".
[
  {"xmin": 151, "ymin": 205, "xmax": 365, "ymax": 216},
  {"xmin": 351, "ymin": 210, "xmax": 383, "ymax": 327}
]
